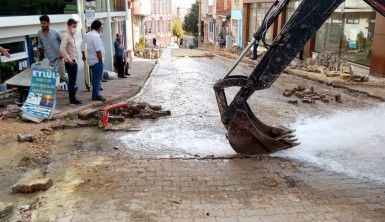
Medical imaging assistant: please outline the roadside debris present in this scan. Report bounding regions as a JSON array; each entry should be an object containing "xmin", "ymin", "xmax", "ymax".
[
  {"xmin": 100, "ymin": 101, "xmax": 171, "ymax": 127},
  {"xmin": 0, "ymin": 202, "xmax": 14, "ymax": 218},
  {"xmin": 283, "ymin": 84, "xmax": 341, "ymax": 104},
  {"xmin": 0, "ymin": 105, "xmax": 21, "ymax": 120},
  {"xmin": 290, "ymin": 51, "xmax": 370, "ymax": 82},
  {"xmin": 17, "ymin": 134, "xmax": 37, "ymax": 143},
  {"xmin": 11, "ymin": 178, "xmax": 53, "ymax": 194}
]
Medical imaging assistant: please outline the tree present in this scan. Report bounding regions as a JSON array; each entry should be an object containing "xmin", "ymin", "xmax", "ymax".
[
  {"xmin": 172, "ymin": 18, "xmax": 185, "ymax": 40},
  {"xmin": 183, "ymin": 1, "xmax": 199, "ymax": 35}
]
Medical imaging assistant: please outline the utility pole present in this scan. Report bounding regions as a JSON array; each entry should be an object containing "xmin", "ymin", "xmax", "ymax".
[{"xmin": 197, "ymin": 0, "xmax": 202, "ymax": 47}]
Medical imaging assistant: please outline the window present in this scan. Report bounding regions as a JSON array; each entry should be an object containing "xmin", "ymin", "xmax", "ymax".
[
  {"xmin": 248, "ymin": 3, "xmax": 274, "ymax": 44},
  {"xmin": 109, "ymin": 0, "xmax": 125, "ymax": 12},
  {"xmin": 0, "ymin": 0, "xmax": 77, "ymax": 16},
  {"xmin": 1, "ymin": 41, "xmax": 25, "ymax": 54},
  {"xmin": 315, "ymin": 0, "xmax": 376, "ymax": 65}
]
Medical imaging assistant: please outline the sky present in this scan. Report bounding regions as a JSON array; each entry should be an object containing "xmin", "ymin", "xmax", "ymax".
[{"xmin": 172, "ymin": 0, "xmax": 196, "ymax": 9}]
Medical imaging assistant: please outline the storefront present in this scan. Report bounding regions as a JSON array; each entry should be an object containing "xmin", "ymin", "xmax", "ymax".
[
  {"xmin": 243, "ymin": 0, "xmax": 385, "ymax": 77},
  {"xmin": 245, "ymin": 2, "xmax": 274, "ymax": 44},
  {"xmin": 314, "ymin": 0, "xmax": 376, "ymax": 66}
]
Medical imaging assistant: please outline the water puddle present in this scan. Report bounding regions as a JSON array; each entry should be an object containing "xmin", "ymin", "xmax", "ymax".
[{"xmin": 273, "ymin": 104, "xmax": 385, "ymax": 183}]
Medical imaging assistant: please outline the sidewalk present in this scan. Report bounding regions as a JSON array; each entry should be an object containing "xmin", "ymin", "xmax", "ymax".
[
  {"xmin": 285, "ymin": 68, "xmax": 385, "ymax": 101},
  {"xmin": 52, "ymin": 58, "xmax": 157, "ymax": 119},
  {"xmin": 199, "ymin": 45, "xmax": 385, "ymax": 102}
]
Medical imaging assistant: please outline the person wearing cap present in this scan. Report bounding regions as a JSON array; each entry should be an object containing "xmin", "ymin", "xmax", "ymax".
[{"xmin": 60, "ymin": 18, "xmax": 82, "ymax": 105}]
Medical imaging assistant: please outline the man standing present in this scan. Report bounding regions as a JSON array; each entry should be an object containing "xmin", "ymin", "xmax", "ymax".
[
  {"xmin": 37, "ymin": 15, "xmax": 67, "ymax": 83},
  {"xmin": 114, "ymin": 33, "xmax": 126, "ymax": 78},
  {"xmin": 81, "ymin": 20, "xmax": 106, "ymax": 102},
  {"xmin": 60, "ymin": 18, "xmax": 82, "ymax": 105}
]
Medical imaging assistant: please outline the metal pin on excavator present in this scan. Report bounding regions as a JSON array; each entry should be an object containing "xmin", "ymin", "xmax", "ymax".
[{"xmin": 214, "ymin": 0, "xmax": 385, "ymax": 155}]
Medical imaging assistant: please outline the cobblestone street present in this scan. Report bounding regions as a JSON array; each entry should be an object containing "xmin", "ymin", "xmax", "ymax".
[{"xmin": 1, "ymin": 49, "xmax": 385, "ymax": 221}]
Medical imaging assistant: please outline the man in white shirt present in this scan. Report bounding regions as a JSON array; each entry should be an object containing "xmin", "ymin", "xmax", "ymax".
[{"xmin": 81, "ymin": 20, "xmax": 106, "ymax": 102}]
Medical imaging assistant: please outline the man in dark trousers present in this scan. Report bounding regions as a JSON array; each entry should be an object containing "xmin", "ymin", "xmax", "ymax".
[
  {"xmin": 60, "ymin": 18, "xmax": 82, "ymax": 105},
  {"xmin": 114, "ymin": 33, "xmax": 126, "ymax": 78}
]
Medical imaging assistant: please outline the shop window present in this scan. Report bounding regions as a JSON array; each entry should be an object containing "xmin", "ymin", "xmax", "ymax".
[
  {"xmin": 0, "ymin": 41, "xmax": 25, "ymax": 55},
  {"xmin": 248, "ymin": 3, "xmax": 274, "ymax": 44},
  {"xmin": 0, "ymin": 0, "xmax": 77, "ymax": 16},
  {"xmin": 109, "ymin": 0, "xmax": 125, "ymax": 12},
  {"xmin": 315, "ymin": 0, "xmax": 376, "ymax": 66}
]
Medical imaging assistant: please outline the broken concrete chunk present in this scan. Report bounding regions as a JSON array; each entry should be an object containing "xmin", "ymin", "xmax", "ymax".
[
  {"xmin": 321, "ymin": 98, "xmax": 330, "ymax": 103},
  {"xmin": 335, "ymin": 95, "xmax": 342, "ymax": 103},
  {"xmin": 11, "ymin": 178, "xmax": 53, "ymax": 194},
  {"xmin": 17, "ymin": 134, "xmax": 36, "ymax": 143},
  {"xmin": 287, "ymin": 100, "xmax": 298, "ymax": 105},
  {"xmin": 149, "ymin": 105, "xmax": 162, "ymax": 111},
  {"xmin": 295, "ymin": 91, "xmax": 305, "ymax": 98},
  {"xmin": 283, "ymin": 90, "xmax": 294, "ymax": 97},
  {"xmin": 302, "ymin": 98, "xmax": 314, "ymax": 104},
  {"xmin": 0, "ymin": 202, "xmax": 14, "ymax": 218},
  {"xmin": 340, "ymin": 73, "xmax": 352, "ymax": 79}
]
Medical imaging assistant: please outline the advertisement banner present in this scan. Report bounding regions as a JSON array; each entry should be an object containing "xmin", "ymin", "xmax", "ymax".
[{"xmin": 21, "ymin": 65, "xmax": 57, "ymax": 123}]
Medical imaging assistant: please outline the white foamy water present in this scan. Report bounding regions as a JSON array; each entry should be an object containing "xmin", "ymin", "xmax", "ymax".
[
  {"xmin": 120, "ymin": 50, "xmax": 236, "ymax": 157},
  {"xmin": 273, "ymin": 104, "xmax": 385, "ymax": 183}
]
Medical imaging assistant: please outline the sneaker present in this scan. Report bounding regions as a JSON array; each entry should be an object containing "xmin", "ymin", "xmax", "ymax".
[
  {"xmin": 70, "ymin": 99, "xmax": 82, "ymax": 105},
  {"xmin": 92, "ymin": 96, "xmax": 106, "ymax": 102},
  {"xmin": 119, "ymin": 76, "xmax": 128, "ymax": 78}
]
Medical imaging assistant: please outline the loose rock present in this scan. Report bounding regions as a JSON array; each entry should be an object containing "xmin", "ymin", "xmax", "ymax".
[
  {"xmin": 11, "ymin": 178, "xmax": 53, "ymax": 194},
  {"xmin": 287, "ymin": 100, "xmax": 298, "ymax": 105},
  {"xmin": 335, "ymin": 95, "xmax": 342, "ymax": 103},
  {"xmin": 302, "ymin": 98, "xmax": 314, "ymax": 104},
  {"xmin": 17, "ymin": 134, "xmax": 36, "ymax": 143}
]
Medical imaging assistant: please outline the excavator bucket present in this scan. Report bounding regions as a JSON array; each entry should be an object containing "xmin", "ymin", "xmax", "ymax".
[
  {"xmin": 214, "ymin": 0, "xmax": 385, "ymax": 155},
  {"xmin": 225, "ymin": 101, "xmax": 299, "ymax": 155},
  {"xmin": 214, "ymin": 76, "xmax": 299, "ymax": 155}
]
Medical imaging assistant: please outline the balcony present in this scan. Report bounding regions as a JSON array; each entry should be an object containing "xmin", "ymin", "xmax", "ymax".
[{"xmin": 132, "ymin": 0, "xmax": 151, "ymax": 16}]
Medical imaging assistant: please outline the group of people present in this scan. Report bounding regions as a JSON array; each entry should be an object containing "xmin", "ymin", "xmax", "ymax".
[
  {"xmin": 37, "ymin": 15, "xmax": 108, "ymax": 105},
  {"xmin": 1, "ymin": 15, "xmax": 133, "ymax": 106}
]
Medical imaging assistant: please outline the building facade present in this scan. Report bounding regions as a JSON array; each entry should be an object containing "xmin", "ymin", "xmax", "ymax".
[
  {"xmin": 0, "ymin": 0, "xmax": 134, "ymax": 89},
  {"xmin": 231, "ymin": 0, "xmax": 243, "ymax": 46},
  {"xmin": 240, "ymin": 0, "xmax": 385, "ymax": 77},
  {"xmin": 132, "ymin": 0, "xmax": 151, "ymax": 47},
  {"xmin": 143, "ymin": 0, "xmax": 172, "ymax": 47}
]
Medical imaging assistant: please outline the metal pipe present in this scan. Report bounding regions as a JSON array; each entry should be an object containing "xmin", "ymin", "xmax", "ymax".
[{"xmin": 224, "ymin": 39, "xmax": 256, "ymax": 78}]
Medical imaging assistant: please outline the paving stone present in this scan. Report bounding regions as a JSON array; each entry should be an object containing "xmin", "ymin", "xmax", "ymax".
[{"xmin": 17, "ymin": 134, "xmax": 36, "ymax": 142}]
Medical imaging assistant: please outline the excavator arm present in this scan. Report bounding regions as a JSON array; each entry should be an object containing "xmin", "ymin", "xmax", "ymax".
[{"xmin": 214, "ymin": 0, "xmax": 385, "ymax": 155}]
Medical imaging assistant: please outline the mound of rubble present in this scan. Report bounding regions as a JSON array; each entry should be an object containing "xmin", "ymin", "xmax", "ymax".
[
  {"xmin": 283, "ymin": 84, "xmax": 342, "ymax": 104},
  {"xmin": 290, "ymin": 51, "xmax": 369, "ymax": 82}
]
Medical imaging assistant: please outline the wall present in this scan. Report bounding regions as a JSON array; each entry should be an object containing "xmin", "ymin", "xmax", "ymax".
[
  {"xmin": 370, "ymin": 12, "xmax": 385, "ymax": 77},
  {"xmin": 230, "ymin": 9, "xmax": 243, "ymax": 46}
]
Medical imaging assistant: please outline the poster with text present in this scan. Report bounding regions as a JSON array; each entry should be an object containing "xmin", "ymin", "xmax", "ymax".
[{"xmin": 22, "ymin": 67, "xmax": 57, "ymax": 123}]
